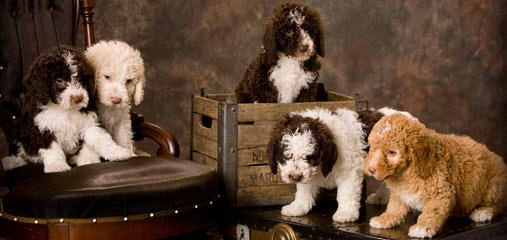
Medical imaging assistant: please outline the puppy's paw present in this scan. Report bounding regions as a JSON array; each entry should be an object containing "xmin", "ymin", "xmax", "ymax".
[
  {"xmin": 281, "ymin": 202, "xmax": 311, "ymax": 217},
  {"xmin": 333, "ymin": 208, "xmax": 359, "ymax": 223},
  {"xmin": 1, "ymin": 155, "xmax": 28, "ymax": 170},
  {"xmin": 470, "ymin": 208, "xmax": 493, "ymax": 222},
  {"xmin": 369, "ymin": 216, "xmax": 390, "ymax": 229},
  {"xmin": 366, "ymin": 192, "xmax": 389, "ymax": 205},
  {"xmin": 71, "ymin": 154, "xmax": 100, "ymax": 166},
  {"xmin": 104, "ymin": 147, "xmax": 135, "ymax": 161},
  {"xmin": 408, "ymin": 224, "xmax": 436, "ymax": 238},
  {"xmin": 44, "ymin": 161, "xmax": 71, "ymax": 173}
]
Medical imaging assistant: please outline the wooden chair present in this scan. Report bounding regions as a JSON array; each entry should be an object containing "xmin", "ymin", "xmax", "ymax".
[{"xmin": 0, "ymin": 0, "xmax": 218, "ymax": 239}]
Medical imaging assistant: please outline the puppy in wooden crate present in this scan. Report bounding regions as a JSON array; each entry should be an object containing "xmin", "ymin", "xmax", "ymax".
[
  {"xmin": 235, "ymin": 2, "xmax": 327, "ymax": 103},
  {"xmin": 365, "ymin": 114, "xmax": 506, "ymax": 238},
  {"xmin": 267, "ymin": 107, "xmax": 367, "ymax": 223}
]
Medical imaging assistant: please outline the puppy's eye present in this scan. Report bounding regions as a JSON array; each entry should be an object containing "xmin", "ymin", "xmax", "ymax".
[
  {"xmin": 104, "ymin": 75, "xmax": 110, "ymax": 79},
  {"xmin": 56, "ymin": 78, "xmax": 65, "ymax": 84},
  {"xmin": 126, "ymin": 79, "xmax": 133, "ymax": 84},
  {"xmin": 386, "ymin": 150, "xmax": 397, "ymax": 155}
]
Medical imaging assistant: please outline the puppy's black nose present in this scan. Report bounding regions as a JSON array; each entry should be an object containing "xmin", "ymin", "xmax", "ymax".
[
  {"xmin": 72, "ymin": 95, "xmax": 83, "ymax": 104},
  {"xmin": 289, "ymin": 174, "xmax": 303, "ymax": 182},
  {"xmin": 299, "ymin": 44, "xmax": 309, "ymax": 52}
]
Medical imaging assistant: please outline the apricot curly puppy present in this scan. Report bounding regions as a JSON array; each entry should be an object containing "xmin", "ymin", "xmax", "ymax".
[{"xmin": 365, "ymin": 114, "xmax": 506, "ymax": 238}]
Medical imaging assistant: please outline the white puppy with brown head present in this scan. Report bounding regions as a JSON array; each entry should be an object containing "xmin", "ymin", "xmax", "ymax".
[{"xmin": 79, "ymin": 40, "xmax": 146, "ymax": 162}]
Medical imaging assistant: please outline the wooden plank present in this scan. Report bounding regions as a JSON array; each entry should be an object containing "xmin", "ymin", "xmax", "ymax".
[
  {"xmin": 192, "ymin": 151, "xmax": 217, "ymax": 169},
  {"xmin": 238, "ymin": 122, "xmax": 274, "ymax": 146},
  {"xmin": 192, "ymin": 134, "xmax": 218, "ymax": 159},
  {"xmin": 327, "ymin": 91, "xmax": 354, "ymax": 101},
  {"xmin": 192, "ymin": 113, "xmax": 218, "ymax": 141},
  {"xmin": 238, "ymin": 145, "xmax": 268, "ymax": 166},
  {"xmin": 238, "ymin": 165, "xmax": 286, "ymax": 187},
  {"xmin": 206, "ymin": 93, "xmax": 233, "ymax": 102},
  {"xmin": 192, "ymin": 95, "xmax": 219, "ymax": 119},
  {"xmin": 237, "ymin": 185, "xmax": 296, "ymax": 206},
  {"xmin": 237, "ymin": 100, "xmax": 355, "ymax": 122}
]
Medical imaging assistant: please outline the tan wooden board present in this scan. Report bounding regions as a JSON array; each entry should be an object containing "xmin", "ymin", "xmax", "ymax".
[
  {"xmin": 192, "ymin": 151, "xmax": 217, "ymax": 169},
  {"xmin": 237, "ymin": 165, "xmax": 286, "ymax": 187},
  {"xmin": 192, "ymin": 134, "xmax": 218, "ymax": 159},
  {"xmin": 238, "ymin": 145, "xmax": 269, "ymax": 166},
  {"xmin": 192, "ymin": 95, "xmax": 219, "ymax": 119},
  {"xmin": 237, "ymin": 100, "xmax": 355, "ymax": 122},
  {"xmin": 192, "ymin": 113, "xmax": 218, "ymax": 141},
  {"xmin": 237, "ymin": 185, "xmax": 296, "ymax": 202},
  {"xmin": 238, "ymin": 122, "xmax": 274, "ymax": 146}
]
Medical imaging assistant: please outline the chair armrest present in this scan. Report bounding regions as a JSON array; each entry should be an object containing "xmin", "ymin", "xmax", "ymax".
[{"xmin": 133, "ymin": 122, "xmax": 180, "ymax": 158}]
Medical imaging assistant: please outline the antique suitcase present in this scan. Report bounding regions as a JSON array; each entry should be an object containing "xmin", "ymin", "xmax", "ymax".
[
  {"xmin": 190, "ymin": 90, "xmax": 366, "ymax": 207},
  {"xmin": 223, "ymin": 203, "xmax": 507, "ymax": 240}
]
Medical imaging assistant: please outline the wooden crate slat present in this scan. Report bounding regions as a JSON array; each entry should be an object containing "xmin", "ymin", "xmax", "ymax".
[
  {"xmin": 238, "ymin": 145, "xmax": 268, "ymax": 166},
  {"xmin": 237, "ymin": 185, "xmax": 296, "ymax": 205},
  {"xmin": 192, "ymin": 95, "xmax": 219, "ymax": 119},
  {"xmin": 192, "ymin": 134, "xmax": 218, "ymax": 159},
  {"xmin": 327, "ymin": 91, "xmax": 354, "ymax": 101},
  {"xmin": 237, "ymin": 101, "xmax": 355, "ymax": 122},
  {"xmin": 237, "ymin": 165, "xmax": 286, "ymax": 187},
  {"xmin": 192, "ymin": 113, "xmax": 218, "ymax": 141},
  {"xmin": 192, "ymin": 151, "xmax": 217, "ymax": 169},
  {"xmin": 237, "ymin": 123, "xmax": 274, "ymax": 147}
]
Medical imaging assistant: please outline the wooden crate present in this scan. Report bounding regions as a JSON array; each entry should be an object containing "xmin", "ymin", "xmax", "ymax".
[{"xmin": 191, "ymin": 91, "xmax": 358, "ymax": 207}]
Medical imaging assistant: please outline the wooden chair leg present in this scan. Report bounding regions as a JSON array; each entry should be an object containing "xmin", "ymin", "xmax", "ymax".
[{"xmin": 81, "ymin": 0, "xmax": 96, "ymax": 48}]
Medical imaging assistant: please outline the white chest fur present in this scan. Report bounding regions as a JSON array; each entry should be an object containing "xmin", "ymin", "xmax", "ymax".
[
  {"xmin": 269, "ymin": 55, "xmax": 316, "ymax": 103},
  {"xmin": 35, "ymin": 103, "xmax": 96, "ymax": 154},
  {"xmin": 395, "ymin": 189, "xmax": 424, "ymax": 211}
]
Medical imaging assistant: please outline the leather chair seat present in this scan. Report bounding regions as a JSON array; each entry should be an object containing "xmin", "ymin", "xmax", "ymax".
[{"xmin": 1, "ymin": 157, "xmax": 217, "ymax": 220}]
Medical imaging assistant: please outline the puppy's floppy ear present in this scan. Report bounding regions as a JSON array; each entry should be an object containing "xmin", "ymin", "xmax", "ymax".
[
  {"xmin": 310, "ymin": 119, "xmax": 337, "ymax": 177},
  {"xmin": 406, "ymin": 121, "xmax": 436, "ymax": 179},
  {"xmin": 262, "ymin": 18, "xmax": 279, "ymax": 64},
  {"xmin": 266, "ymin": 114, "xmax": 292, "ymax": 174},
  {"xmin": 313, "ymin": 23, "xmax": 325, "ymax": 57},
  {"xmin": 305, "ymin": 7, "xmax": 325, "ymax": 57},
  {"xmin": 267, "ymin": 133, "xmax": 280, "ymax": 174},
  {"xmin": 23, "ymin": 55, "xmax": 53, "ymax": 105},
  {"xmin": 134, "ymin": 72, "xmax": 145, "ymax": 105}
]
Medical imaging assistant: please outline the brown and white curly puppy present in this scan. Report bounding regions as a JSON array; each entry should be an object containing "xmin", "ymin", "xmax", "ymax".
[
  {"xmin": 0, "ymin": 47, "xmax": 134, "ymax": 172},
  {"xmin": 235, "ymin": 2, "xmax": 327, "ymax": 103},
  {"xmin": 365, "ymin": 114, "xmax": 506, "ymax": 238}
]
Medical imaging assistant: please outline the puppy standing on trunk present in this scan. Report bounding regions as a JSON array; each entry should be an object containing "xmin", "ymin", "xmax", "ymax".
[
  {"xmin": 1, "ymin": 47, "xmax": 134, "ymax": 172},
  {"xmin": 365, "ymin": 114, "xmax": 506, "ymax": 238},
  {"xmin": 80, "ymin": 40, "xmax": 147, "ymax": 163},
  {"xmin": 267, "ymin": 107, "xmax": 367, "ymax": 223}
]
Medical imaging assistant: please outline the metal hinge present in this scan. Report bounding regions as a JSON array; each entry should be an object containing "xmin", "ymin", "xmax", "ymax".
[{"xmin": 237, "ymin": 224, "xmax": 251, "ymax": 240}]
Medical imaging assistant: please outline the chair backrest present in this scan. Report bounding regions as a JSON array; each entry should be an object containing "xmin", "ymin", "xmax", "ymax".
[{"xmin": 0, "ymin": 0, "xmax": 95, "ymax": 153}]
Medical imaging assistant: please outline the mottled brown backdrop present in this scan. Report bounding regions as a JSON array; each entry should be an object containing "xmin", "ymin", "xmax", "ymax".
[
  {"xmin": 87, "ymin": 0, "xmax": 507, "ymax": 159},
  {"xmin": 2, "ymin": 0, "xmax": 506, "ymax": 160}
]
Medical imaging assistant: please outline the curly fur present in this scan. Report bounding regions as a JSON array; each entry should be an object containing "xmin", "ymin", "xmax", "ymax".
[
  {"xmin": 83, "ymin": 40, "xmax": 147, "ymax": 161},
  {"xmin": 267, "ymin": 107, "xmax": 367, "ymax": 223},
  {"xmin": 365, "ymin": 114, "xmax": 506, "ymax": 238},
  {"xmin": 358, "ymin": 107, "xmax": 419, "ymax": 205},
  {"xmin": 1, "ymin": 46, "xmax": 134, "ymax": 172},
  {"xmin": 235, "ymin": 2, "xmax": 327, "ymax": 103}
]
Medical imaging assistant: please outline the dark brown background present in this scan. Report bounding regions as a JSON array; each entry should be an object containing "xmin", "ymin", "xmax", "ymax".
[{"xmin": 2, "ymin": 0, "xmax": 506, "ymax": 160}]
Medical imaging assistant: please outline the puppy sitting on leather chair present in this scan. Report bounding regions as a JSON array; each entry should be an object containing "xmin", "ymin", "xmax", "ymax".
[
  {"xmin": 82, "ymin": 40, "xmax": 148, "ymax": 162},
  {"xmin": 235, "ymin": 2, "xmax": 327, "ymax": 103},
  {"xmin": 365, "ymin": 114, "xmax": 506, "ymax": 238},
  {"xmin": 267, "ymin": 107, "xmax": 367, "ymax": 223},
  {"xmin": 1, "ymin": 46, "xmax": 134, "ymax": 172}
]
